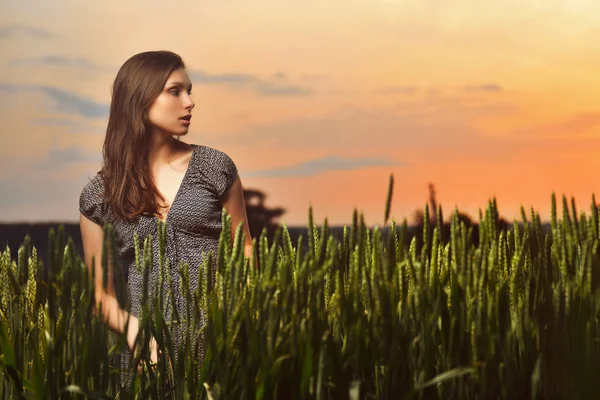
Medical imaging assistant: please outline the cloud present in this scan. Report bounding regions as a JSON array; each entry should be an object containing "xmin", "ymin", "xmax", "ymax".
[
  {"xmin": 462, "ymin": 84, "xmax": 502, "ymax": 93},
  {"xmin": 298, "ymin": 74, "xmax": 327, "ymax": 83},
  {"xmin": 512, "ymin": 112, "xmax": 600, "ymax": 137},
  {"xmin": 377, "ymin": 84, "xmax": 501, "ymax": 95},
  {"xmin": 45, "ymin": 147, "xmax": 101, "ymax": 164},
  {"xmin": 29, "ymin": 146, "xmax": 102, "ymax": 172},
  {"xmin": 0, "ymin": 24, "xmax": 53, "ymax": 39},
  {"xmin": 234, "ymin": 108, "xmax": 473, "ymax": 152},
  {"xmin": 0, "ymin": 143, "xmax": 101, "ymax": 221},
  {"xmin": 0, "ymin": 171, "xmax": 90, "ymax": 212},
  {"xmin": 188, "ymin": 70, "xmax": 312, "ymax": 97},
  {"xmin": 231, "ymin": 95, "xmax": 524, "ymax": 165},
  {"xmin": 0, "ymin": 83, "xmax": 18, "ymax": 94},
  {"xmin": 255, "ymin": 82, "xmax": 311, "ymax": 96},
  {"xmin": 244, "ymin": 155, "xmax": 403, "ymax": 178},
  {"xmin": 39, "ymin": 87, "xmax": 108, "ymax": 118},
  {"xmin": 0, "ymin": 83, "xmax": 108, "ymax": 118},
  {"xmin": 379, "ymin": 86, "xmax": 417, "ymax": 94},
  {"xmin": 30, "ymin": 118, "xmax": 81, "ymax": 127},
  {"xmin": 188, "ymin": 71, "xmax": 254, "ymax": 85},
  {"xmin": 0, "ymin": 146, "xmax": 99, "ymax": 212},
  {"xmin": 10, "ymin": 55, "xmax": 98, "ymax": 69}
]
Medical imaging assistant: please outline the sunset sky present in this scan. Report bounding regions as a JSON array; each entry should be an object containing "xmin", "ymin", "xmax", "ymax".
[{"xmin": 1, "ymin": 0, "xmax": 599, "ymax": 227}]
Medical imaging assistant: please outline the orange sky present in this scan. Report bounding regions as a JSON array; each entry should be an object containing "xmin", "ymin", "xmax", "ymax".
[{"xmin": 1, "ymin": 0, "xmax": 599, "ymax": 226}]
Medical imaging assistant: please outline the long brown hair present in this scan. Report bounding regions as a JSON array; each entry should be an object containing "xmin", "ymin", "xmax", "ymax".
[{"xmin": 100, "ymin": 50, "xmax": 185, "ymax": 221}]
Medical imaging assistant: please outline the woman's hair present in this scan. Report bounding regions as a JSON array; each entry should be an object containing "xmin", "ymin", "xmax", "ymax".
[{"xmin": 100, "ymin": 50, "xmax": 185, "ymax": 221}]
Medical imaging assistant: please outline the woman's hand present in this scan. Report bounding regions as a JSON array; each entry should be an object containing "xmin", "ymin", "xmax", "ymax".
[
  {"xmin": 135, "ymin": 336, "xmax": 160, "ymax": 375},
  {"xmin": 149, "ymin": 336, "xmax": 159, "ymax": 365}
]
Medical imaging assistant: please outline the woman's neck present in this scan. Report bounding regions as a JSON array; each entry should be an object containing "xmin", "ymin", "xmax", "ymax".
[{"xmin": 147, "ymin": 133, "xmax": 177, "ymax": 166}]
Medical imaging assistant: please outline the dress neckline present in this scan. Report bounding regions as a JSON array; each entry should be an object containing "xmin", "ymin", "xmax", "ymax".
[{"xmin": 155, "ymin": 144, "xmax": 199, "ymax": 224}]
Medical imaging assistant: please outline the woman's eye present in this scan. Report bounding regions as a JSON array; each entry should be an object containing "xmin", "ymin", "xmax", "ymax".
[
  {"xmin": 188, "ymin": 91, "xmax": 193, "ymax": 96},
  {"xmin": 169, "ymin": 89, "xmax": 179, "ymax": 96}
]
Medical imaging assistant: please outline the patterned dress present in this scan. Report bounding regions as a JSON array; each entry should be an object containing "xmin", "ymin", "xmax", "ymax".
[{"xmin": 79, "ymin": 144, "xmax": 238, "ymax": 385}]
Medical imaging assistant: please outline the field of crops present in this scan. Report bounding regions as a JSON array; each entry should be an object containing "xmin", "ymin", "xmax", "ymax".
[{"xmin": 1, "ymin": 193, "xmax": 600, "ymax": 399}]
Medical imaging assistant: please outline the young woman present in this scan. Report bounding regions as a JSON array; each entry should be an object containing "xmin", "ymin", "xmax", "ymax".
[{"xmin": 79, "ymin": 50, "xmax": 253, "ymax": 384}]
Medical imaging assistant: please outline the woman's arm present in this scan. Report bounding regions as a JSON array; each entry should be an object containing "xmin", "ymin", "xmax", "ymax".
[
  {"xmin": 80, "ymin": 214, "xmax": 154, "ymax": 358},
  {"xmin": 221, "ymin": 176, "xmax": 253, "ymax": 259}
]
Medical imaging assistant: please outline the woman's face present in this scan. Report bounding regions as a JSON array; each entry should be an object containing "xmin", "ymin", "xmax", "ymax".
[{"xmin": 147, "ymin": 68, "xmax": 195, "ymax": 137}]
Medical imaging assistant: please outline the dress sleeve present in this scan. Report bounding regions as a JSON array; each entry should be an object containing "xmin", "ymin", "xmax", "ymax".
[
  {"xmin": 79, "ymin": 175, "xmax": 107, "ymax": 226},
  {"xmin": 205, "ymin": 147, "xmax": 239, "ymax": 198}
]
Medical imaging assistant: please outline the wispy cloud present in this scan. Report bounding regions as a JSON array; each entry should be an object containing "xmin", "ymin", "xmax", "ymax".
[
  {"xmin": 28, "ymin": 118, "xmax": 106, "ymax": 135},
  {"xmin": 10, "ymin": 55, "xmax": 98, "ymax": 70},
  {"xmin": 377, "ymin": 84, "xmax": 501, "ymax": 95},
  {"xmin": 191, "ymin": 71, "xmax": 255, "ymax": 85},
  {"xmin": 298, "ymin": 74, "xmax": 327, "ymax": 83},
  {"xmin": 462, "ymin": 84, "xmax": 502, "ymax": 93},
  {"xmin": 29, "ymin": 146, "xmax": 102, "ymax": 172},
  {"xmin": 188, "ymin": 70, "xmax": 312, "ymax": 97},
  {"xmin": 39, "ymin": 87, "xmax": 108, "ymax": 118},
  {"xmin": 0, "ymin": 145, "xmax": 100, "ymax": 213},
  {"xmin": 45, "ymin": 147, "xmax": 101, "ymax": 164},
  {"xmin": 233, "ymin": 97, "xmax": 520, "ymax": 165},
  {"xmin": 512, "ymin": 112, "xmax": 600, "ymax": 137},
  {"xmin": 30, "ymin": 118, "xmax": 81, "ymax": 127},
  {"xmin": 0, "ymin": 175, "xmax": 70, "ymax": 208},
  {"xmin": 0, "ymin": 83, "xmax": 18, "ymax": 94},
  {"xmin": 244, "ymin": 155, "xmax": 403, "ymax": 178},
  {"xmin": 379, "ymin": 86, "xmax": 417, "ymax": 95},
  {"xmin": 255, "ymin": 82, "xmax": 311, "ymax": 96},
  {"xmin": 0, "ymin": 171, "xmax": 89, "ymax": 210},
  {"xmin": 0, "ymin": 83, "xmax": 108, "ymax": 118},
  {"xmin": 0, "ymin": 24, "xmax": 53, "ymax": 39}
]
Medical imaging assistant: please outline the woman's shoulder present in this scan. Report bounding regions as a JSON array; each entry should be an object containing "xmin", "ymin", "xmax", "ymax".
[
  {"xmin": 193, "ymin": 143, "xmax": 232, "ymax": 159},
  {"xmin": 79, "ymin": 173, "xmax": 107, "ymax": 225},
  {"xmin": 193, "ymin": 144, "xmax": 236, "ymax": 170},
  {"xmin": 191, "ymin": 144, "xmax": 238, "ymax": 197},
  {"xmin": 80, "ymin": 173, "xmax": 105, "ymax": 197}
]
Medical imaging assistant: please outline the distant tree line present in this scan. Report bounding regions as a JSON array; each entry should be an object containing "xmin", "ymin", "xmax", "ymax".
[
  {"xmin": 0, "ymin": 187, "xmax": 286, "ymax": 269},
  {"xmin": 410, "ymin": 182, "xmax": 512, "ymax": 248}
]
